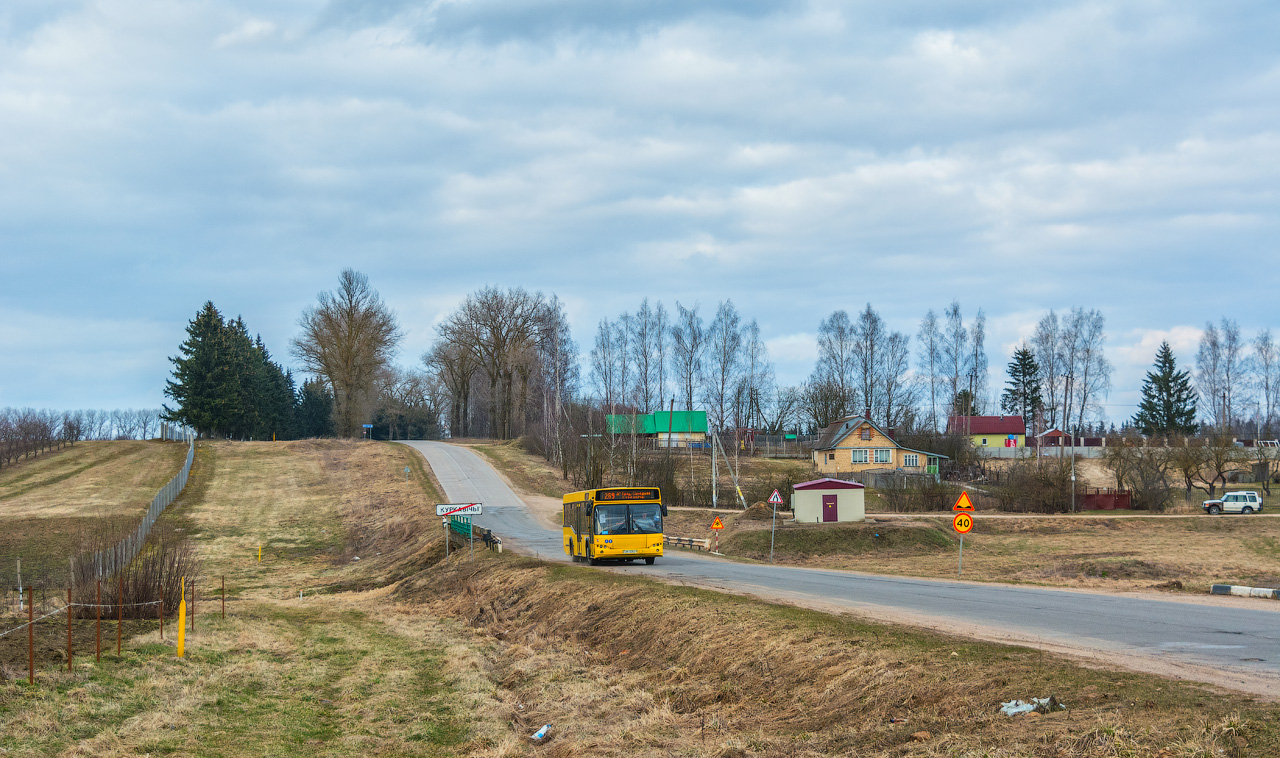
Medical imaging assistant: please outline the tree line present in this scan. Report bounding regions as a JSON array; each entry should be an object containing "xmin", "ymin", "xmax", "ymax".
[
  {"xmin": 157, "ymin": 270, "xmax": 1278, "ymax": 455},
  {"xmin": 163, "ymin": 301, "xmax": 333, "ymax": 439},
  {"xmin": 0, "ymin": 408, "xmax": 171, "ymax": 469},
  {"xmin": 164, "ymin": 271, "xmax": 443, "ymax": 443}
]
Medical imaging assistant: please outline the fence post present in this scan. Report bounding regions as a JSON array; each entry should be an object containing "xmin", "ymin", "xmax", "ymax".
[
  {"xmin": 191, "ymin": 579, "xmax": 196, "ymax": 634},
  {"xmin": 96, "ymin": 580, "xmax": 101, "ymax": 662},
  {"xmin": 117, "ymin": 573, "xmax": 123, "ymax": 655},
  {"xmin": 27, "ymin": 587, "xmax": 33, "ymax": 685},
  {"xmin": 221, "ymin": 576, "xmax": 225, "ymax": 620},
  {"xmin": 66, "ymin": 588, "xmax": 73, "ymax": 672},
  {"xmin": 177, "ymin": 577, "xmax": 184, "ymax": 658}
]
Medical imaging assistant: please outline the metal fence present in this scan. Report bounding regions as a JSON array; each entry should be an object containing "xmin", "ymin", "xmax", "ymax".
[
  {"xmin": 979, "ymin": 446, "xmax": 1107, "ymax": 459},
  {"xmin": 81, "ymin": 432, "xmax": 194, "ymax": 580}
]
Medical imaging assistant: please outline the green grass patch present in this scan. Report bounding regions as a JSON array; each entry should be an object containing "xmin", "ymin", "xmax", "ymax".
[{"xmin": 722, "ymin": 522, "xmax": 954, "ymax": 559}]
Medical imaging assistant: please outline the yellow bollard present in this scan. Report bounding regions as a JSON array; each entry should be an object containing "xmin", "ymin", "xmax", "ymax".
[
  {"xmin": 177, "ymin": 577, "xmax": 186, "ymax": 658},
  {"xmin": 258, "ymin": 544, "xmax": 261, "ymax": 563}
]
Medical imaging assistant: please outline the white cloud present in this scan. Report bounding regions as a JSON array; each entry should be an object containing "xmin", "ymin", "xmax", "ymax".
[
  {"xmin": 1, "ymin": 1, "xmax": 1279, "ymax": 414},
  {"xmin": 213, "ymin": 19, "xmax": 278, "ymax": 49}
]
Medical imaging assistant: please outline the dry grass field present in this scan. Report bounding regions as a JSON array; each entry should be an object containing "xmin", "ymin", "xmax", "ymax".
[
  {"xmin": 2, "ymin": 439, "xmax": 1278, "ymax": 757},
  {"xmin": 0, "ymin": 441, "xmax": 188, "ymax": 584}
]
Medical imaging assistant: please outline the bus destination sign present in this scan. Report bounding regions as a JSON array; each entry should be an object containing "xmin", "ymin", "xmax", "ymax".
[{"xmin": 595, "ymin": 488, "xmax": 660, "ymax": 502}]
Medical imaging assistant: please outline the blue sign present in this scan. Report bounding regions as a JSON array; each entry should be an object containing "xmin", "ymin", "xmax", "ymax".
[{"xmin": 362, "ymin": 424, "xmax": 373, "ymax": 429}]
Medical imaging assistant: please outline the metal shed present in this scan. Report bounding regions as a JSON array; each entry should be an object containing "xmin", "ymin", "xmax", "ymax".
[{"xmin": 793, "ymin": 478, "xmax": 866, "ymax": 523}]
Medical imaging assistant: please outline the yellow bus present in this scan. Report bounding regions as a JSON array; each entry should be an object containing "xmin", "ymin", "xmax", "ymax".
[{"xmin": 563, "ymin": 487, "xmax": 665, "ymax": 565}]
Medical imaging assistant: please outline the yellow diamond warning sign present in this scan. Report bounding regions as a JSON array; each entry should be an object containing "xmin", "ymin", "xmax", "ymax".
[
  {"xmin": 710, "ymin": 516, "xmax": 725, "ymax": 530},
  {"xmin": 952, "ymin": 491, "xmax": 975, "ymax": 512}
]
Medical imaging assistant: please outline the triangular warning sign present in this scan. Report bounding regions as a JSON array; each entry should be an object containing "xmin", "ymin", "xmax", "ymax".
[
  {"xmin": 710, "ymin": 516, "xmax": 725, "ymax": 530},
  {"xmin": 952, "ymin": 491, "xmax": 975, "ymax": 512},
  {"xmin": 768, "ymin": 489, "xmax": 783, "ymax": 504}
]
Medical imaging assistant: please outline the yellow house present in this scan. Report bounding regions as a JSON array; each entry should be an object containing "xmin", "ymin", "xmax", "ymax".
[
  {"xmin": 811, "ymin": 416, "xmax": 946, "ymax": 475},
  {"xmin": 946, "ymin": 415, "xmax": 1026, "ymax": 448}
]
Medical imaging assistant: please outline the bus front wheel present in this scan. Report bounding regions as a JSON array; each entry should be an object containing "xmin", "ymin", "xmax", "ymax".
[
  {"xmin": 588, "ymin": 555, "xmax": 600, "ymax": 566},
  {"xmin": 644, "ymin": 557, "xmax": 656, "ymax": 565}
]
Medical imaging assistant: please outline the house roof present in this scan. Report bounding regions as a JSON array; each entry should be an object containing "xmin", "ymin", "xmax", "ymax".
[
  {"xmin": 654, "ymin": 410, "xmax": 708, "ymax": 434},
  {"xmin": 813, "ymin": 415, "xmax": 883, "ymax": 450},
  {"xmin": 946, "ymin": 415, "xmax": 1027, "ymax": 436},
  {"xmin": 605, "ymin": 410, "xmax": 707, "ymax": 435},
  {"xmin": 794, "ymin": 478, "xmax": 865, "ymax": 491},
  {"xmin": 813, "ymin": 415, "xmax": 949, "ymax": 459},
  {"xmin": 605, "ymin": 414, "xmax": 657, "ymax": 435}
]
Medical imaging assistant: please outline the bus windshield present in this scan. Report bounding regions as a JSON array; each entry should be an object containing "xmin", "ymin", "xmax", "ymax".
[{"xmin": 593, "ymin": 502, "xmax": 663, "ymax": 535}]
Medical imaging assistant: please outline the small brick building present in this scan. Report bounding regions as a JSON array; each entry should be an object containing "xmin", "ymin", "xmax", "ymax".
[{"xmin": 792, "ymin": 478, "xmax": 866, "ymax": 523}]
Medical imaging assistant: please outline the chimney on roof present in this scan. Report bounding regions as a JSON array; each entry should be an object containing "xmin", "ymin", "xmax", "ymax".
[{"xmin": 864, "ymin": 406, "xmax": 871, "ymax": 420}]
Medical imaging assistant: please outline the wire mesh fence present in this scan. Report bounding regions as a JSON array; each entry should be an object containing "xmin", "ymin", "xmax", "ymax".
[
  {"xmin": 2, "ymin": 431, "xmax": 194, "ymax": 606},
  {"xmin": 78, "ymin": 433, "xmax": 194, "ymax": 582}
]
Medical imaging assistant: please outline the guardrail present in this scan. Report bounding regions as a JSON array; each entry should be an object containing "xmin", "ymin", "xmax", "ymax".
[
  {"xmin": 447, "ymin": 516, "xmax": 502, "ymax": 553},
  {"xmin": 666, "ymin": 536, "xmax": 711, "ymax": 551}
]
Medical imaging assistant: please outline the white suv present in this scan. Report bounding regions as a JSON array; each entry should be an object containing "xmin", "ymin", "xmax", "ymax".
[{"xmin": 1202, "ymin": 491, "xmax": 1263, "ymax": 515}]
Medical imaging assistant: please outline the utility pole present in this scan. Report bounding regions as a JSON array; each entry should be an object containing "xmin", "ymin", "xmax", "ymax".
[{"xmin": 1071, "ymin": 426, "xmax": 1077, "ymax": 513}]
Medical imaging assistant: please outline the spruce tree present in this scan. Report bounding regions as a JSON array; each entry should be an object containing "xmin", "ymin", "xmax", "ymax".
[
  {"xmin": 1000, "ymin": 344, "xmax": 1042, "ymax": 429},
  {"xmin": 296, "ymin": 379, "xmax": 335, "ymax": 438},
  {"xmin": 1133, "ymin": 341, "xmax": 1198, "ymax": 435},
  {"xmin": 163, "ymin": 302, "xmax": 234, "ymax": 437},
  {"xmin": 165, "ymin": 302, "xmax": 300, "ymax": 440}
]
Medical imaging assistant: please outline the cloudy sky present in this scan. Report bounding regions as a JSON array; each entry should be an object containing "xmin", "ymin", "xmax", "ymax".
[{"xmin": 2, "ymin": 0, "xmax": 1278, "ymax": 421}]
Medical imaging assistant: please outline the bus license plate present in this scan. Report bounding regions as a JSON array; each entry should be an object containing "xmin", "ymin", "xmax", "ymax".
[{"xmin": 623, "ymin": 550, "xmax": 637, "ymax": 554}]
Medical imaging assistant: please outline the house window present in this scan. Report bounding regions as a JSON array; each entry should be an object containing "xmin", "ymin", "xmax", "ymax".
[
  {"xmin": 827, "ymin": 453, "xmax": 835, "ymax": 462},
  {"xmin": 851, "ymin": 449, "xmax": 869, "ymax": 464},
  {"xmin": 874, "ymin": 449, "xmax": 892, "ymax": 464},
  {"xmin": 904, "ymin": 454, "xmax": 919, "ymax": 467},
  {"xmin": 860, "ymin": 428, "xmax": 872, "ymax": 440},
  {"xmin": 981, "ymin": 438, "xmax": 988, "ymax": 446}
]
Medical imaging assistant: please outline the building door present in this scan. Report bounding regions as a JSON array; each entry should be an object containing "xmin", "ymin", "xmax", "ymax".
[{"xmin": 822, "ymin": 494, "xmax": 838, "ymax": 522}]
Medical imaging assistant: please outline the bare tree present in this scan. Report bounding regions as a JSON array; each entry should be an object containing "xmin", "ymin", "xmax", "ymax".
[
  {"xmin": 734, "ymin": 319, "xmax": 773, "ymax": 431},
  {"xmin": 293, "ymin": 269, "xmax": 404, "ymax": 438},
  {"xmin": 424, "ymin": 339, "xmax": 477, "ymax": 438},
  {"xmin": 630, "ymin": 299, "xmax": 664, "ymax": 414},
  {"xmin": 653, "ymin": 302, "xmax": 670, "ymax": 413},
  {"xmin": 880, "ymin": 331, "xmax": 917, "ymax": 429},
  {"xmin": 614, "ymin": 312, "xmax": 633, "ymax": 411},
  {"xmin": 800, "ymin": 377, "xmax": 847, "ymax": 432},
  {"xmin": 816, "ymin": 310, "xmax": 857, "ymax": 416},
  {"xmin": 969, "ymin": 309, "xmax": 989, "ymax": 412},
  {"xmin": 703, "ymin": 300, "xmax": 743, "ymax": 431},
  {"xmin": 534, "ymin": 296, "xmax": 579, "ymax": 474},
  {"xmin": 1031, "ymin": 311, "xmax": 1063, "ymax": 430},
  {"xmin": 1197, "ymin": 319, "xmax": 1244, "ymax": 431},
  {"xmin": 590, "ymin": 318, "xmax": 622, "ymax": 414},
  {"xmin": 760, "ymin": 385, "xmax": 801, "ymax": 433},
  {"xmin": 435, "ymin": 286, "xmax": 544, "ymax": 439},
  {"xmin": 1253, "ymin": 329, "xmax": 1278, "ymax": 436},
  {"xmin": 1066, "ymin": 308, "xmax": 1111, "ymax": 432},
  {"xmin": 135, "ymin": 409, "xmax": 159, "ymax": 440},
  {"xmin": 916, "ymin": 310, "xmax": 942, "ymax": 431},
  {"xmin": 852, "ymin": 304, "xmax": 884, "ymax": 418},
  {"xmin": 670, "ymin": 301, "xmax": 705, "ymax": 412},
  {"xmin": 942, "ymin": 301, "xmax": 970, "ymax": 416}
]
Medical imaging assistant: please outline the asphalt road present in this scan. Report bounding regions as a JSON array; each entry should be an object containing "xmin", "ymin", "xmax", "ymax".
[{"xmin": 402, "ymin": 441, "xmax": 1280, "ymax": 693}]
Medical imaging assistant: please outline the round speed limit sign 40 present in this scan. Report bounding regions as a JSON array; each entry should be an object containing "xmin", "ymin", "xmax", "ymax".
[{"xmin": 953, "ymin": 512, "xmax": 973, "ymax": 534}]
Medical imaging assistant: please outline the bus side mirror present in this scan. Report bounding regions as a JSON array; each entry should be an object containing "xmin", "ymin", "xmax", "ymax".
[{"xmin": 661, "ymin": 503, "xmax": 668, "ymax": 517}]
